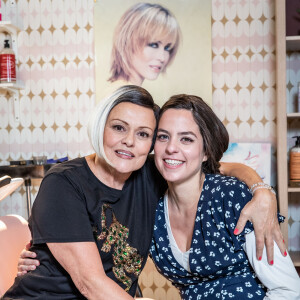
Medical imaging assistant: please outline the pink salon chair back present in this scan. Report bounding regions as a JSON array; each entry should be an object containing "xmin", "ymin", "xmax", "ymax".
[{"xmin": 0, "ymin": 215, "xmax": 31, "ymax": 296}]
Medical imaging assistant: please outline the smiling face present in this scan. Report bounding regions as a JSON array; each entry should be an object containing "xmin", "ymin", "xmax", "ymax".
[
  {"xmin": 129, "ymin": 40, "xmax": 172, "ymax": 85},
  {"xmin": 103, "ymin": 102, "xmax": 156, "ymax": 176},
  {"xmin": 154, "ymin": 109, "xmax": 207, "ymax": 185}
]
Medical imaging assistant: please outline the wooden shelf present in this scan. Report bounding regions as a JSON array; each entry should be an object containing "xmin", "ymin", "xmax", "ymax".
[
  {"xmin": 276, "ymin": 0, "xmax": 289, "ymax": 252},
  {"xmin": 287, "ymin": 112, "xmax": 300, "ymax": 118},
  {"xmin": 290, "ymin": 251, "xmax": 300, "ymax": 267},
  {"xmin": 286, "ymin": 36, "xmax": 300, "ymax": 51},
  {"xmin": 288, "ymin": 187, "xmax": 300, "ymax": 193},
  {"xmin": 276, "ymin": 0, "xmax": 300, "ymax": 268}
]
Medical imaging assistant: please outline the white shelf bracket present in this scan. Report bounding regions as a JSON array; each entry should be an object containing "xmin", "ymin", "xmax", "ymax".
[{"xmin": 7, "ymin": 87, "xmax": 20, "ymax": 123}]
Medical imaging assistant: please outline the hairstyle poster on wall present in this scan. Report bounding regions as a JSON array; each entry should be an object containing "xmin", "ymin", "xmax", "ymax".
[{"xmin": 94, "ymin": 0, "xmax": 212, "ymax": 107}]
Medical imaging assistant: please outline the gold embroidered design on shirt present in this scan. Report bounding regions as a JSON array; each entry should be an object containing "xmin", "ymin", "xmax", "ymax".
[{"xmin": 98, "ymin": 204, "xmax": 143, "ymax": 291}]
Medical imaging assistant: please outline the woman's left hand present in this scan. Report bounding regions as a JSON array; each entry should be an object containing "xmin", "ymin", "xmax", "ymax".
[{"xmin": 234, "ymin": 188, "xmax": 286, "ymax": 264}]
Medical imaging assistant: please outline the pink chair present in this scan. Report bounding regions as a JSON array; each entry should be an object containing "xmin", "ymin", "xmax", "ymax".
[{"xmin": 0, "ymin": 215, "xmax": 31, "ymax": 296}]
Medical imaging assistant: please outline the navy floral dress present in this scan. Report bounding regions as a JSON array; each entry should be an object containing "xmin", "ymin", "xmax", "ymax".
[{"xmin": 150, "ymin": 174, "xmax": 283, "ymax": 300}]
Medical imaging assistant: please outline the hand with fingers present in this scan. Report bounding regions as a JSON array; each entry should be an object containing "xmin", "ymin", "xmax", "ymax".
[
  {"xmin": 234, "ymin": 188, "xmax": 286, "ymax": 265},
  {"xmin": 17, "ymin": 242, "xmax": 40, "ymax": 276}
]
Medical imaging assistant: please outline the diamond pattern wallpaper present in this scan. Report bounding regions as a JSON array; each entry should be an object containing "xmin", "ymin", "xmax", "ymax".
[{"xmin": 0, "ymin": 0, "xmax": 95, "ymax": 217}]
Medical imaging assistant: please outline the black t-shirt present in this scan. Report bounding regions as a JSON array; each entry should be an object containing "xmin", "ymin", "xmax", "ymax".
[{"xmin": 3, "ymin": 156, "xmax": 166, "ymax": 299}]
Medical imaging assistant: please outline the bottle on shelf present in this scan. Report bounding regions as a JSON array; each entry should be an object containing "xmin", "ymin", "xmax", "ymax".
[
  {"xmin": 289, "ymin": 136, "xmax": 300, "ymax": 187},
  {"xmin": 0, "ymin": 39, "xmax": 16, "ymax": 83}
]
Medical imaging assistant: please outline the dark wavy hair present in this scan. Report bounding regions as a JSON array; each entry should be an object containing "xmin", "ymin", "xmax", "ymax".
[{"xmin": 158, "ymin": 94, "xmax": 229, "ymax": 174}]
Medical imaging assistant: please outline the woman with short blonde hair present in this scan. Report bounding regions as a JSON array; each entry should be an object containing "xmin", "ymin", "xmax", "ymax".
[{"xmin": 108, "ymin": 3, "xmax": 181, "ymax": 84}]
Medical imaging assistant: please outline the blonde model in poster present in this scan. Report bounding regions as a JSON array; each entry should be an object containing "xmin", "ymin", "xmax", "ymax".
[{"xmin": 101, "ymin": 2, "xmax": 181, "ymax": 99}]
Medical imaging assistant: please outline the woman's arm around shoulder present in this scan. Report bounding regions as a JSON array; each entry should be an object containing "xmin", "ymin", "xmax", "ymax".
[
  {"xmin": 17, "ymin": 242, "xmax": 39, "ymax": 276},
  {"xmin": 220, "ymin": 162, "xmax": 286, "ymax": 263}
]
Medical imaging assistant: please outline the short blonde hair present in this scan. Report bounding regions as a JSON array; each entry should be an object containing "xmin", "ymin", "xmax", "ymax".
[
  {"xmin": 87, "ymin": 85, "xmax": 159, "ymax": 166},
  {"xmin": 108, "ymin": 3, "xmax": 181, "ymax": 82}
]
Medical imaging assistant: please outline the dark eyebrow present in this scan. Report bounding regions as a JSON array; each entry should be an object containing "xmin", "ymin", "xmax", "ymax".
[
  {"xmin": 111, "ymin": 119, "xmax": 154, "ymax": 132},
  {"xmin": 111, "ymin": 118, "xmax": 128, "ymax": 125},
  {"xmin": 151, "ymin": 41, "xmax": 172, "ymax": 47},
  {"xmin": 180, "ymin": 131, "xmax": 197, "ymax": 138},
  {"xmin": 157, "ymin": 128, "xmax": 197, "ymax": 138}
]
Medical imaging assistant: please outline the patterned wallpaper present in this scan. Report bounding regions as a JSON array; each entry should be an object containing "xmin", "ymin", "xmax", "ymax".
[
  {"xmin": 212, "ymin": 0, "xmax": 277, "ymax": 144},
  {"xmin": 211, "ymin": 0, "xmax": 299, "ymax": 253},
  {"xmin": 0, "ymin": 0, "xmax": 299, "ymax": 298},
  {"xmin": 0, "ymin": 0, "xmax": 281, "ymax": 215},
  {"xmin": 0, "ymin": 0, "xmax": 95, "ymax": 217}
]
